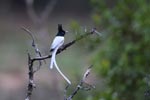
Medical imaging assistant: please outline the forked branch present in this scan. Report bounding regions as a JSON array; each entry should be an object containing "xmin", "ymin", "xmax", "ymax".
[{"xmin": 65, "ymin": 65, "xmax": 95, "ymax": 100}]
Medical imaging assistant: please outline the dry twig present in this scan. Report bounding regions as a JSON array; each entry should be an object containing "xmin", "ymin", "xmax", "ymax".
[
  {"xmin": 22, "ymin": 27, "xmax": 44, "ymax": 71},
  {"xmin": 65, "ymin": 65, "xmax": 95, "ymax": 100}
]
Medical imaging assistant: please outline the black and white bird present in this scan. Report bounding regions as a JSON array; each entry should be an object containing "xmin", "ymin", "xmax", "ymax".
[{"xmin": 50, "ymin": 24, "xmax": 71, "ymax": 84}]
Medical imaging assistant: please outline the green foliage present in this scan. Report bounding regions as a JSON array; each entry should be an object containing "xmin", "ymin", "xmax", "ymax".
[{"xmin": 90, "ymin": 0, "xmax": 150, "ymax": 100}]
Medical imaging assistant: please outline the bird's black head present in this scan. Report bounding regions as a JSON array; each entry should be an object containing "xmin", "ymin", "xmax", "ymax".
[{"xmin": 56, "ymin": 24, "xmax": 66, "ymax": 36}]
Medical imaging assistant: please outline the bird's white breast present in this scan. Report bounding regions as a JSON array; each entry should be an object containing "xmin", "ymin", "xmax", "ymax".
[{"xmin": 51, "ymin": 36, "xmax": 64, "ymax": 49}]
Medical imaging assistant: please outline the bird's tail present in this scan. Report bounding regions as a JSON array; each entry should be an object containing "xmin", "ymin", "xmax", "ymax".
[
  {"xmin": 53, "ymin": 56, "xmax": 71, "ymax": 84},
  {"xmin": 49, "ymin": 48, "xmax": 57, "ymax": 69}
]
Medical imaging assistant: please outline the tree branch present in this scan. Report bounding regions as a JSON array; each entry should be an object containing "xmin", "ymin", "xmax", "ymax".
[
  {"xmin": 65, "ymin": 65, "xmax": 95, "ymax": 100},
  {"xmin": 21, "ymin": 27, "xmax": 44, "ymax": 71},
  {"xmin": 23, "ymin": 27, "xmax": 43, "ymax": 100},
  {"xmin": 25, "ymin": 53, "xmax": 36, "ymax": 100}
]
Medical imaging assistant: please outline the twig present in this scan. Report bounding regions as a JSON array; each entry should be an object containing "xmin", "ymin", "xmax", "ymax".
[
  {"xmin": 64, "ymin": 84, "xmax": 70, "ymax": 100},
  {"xmin": 21, "ymin": 27, "xmax": 44, "ymax": 71},
  {"xmin": 21, "ymin": 27, "xmax": 35, "ymax": 45},
  {"xmin": 65, "ymin": 65, "xmax": 95, "ymax": 100},
  {"xmin": 23, "ymin": 28, "xmax": 42, "ymax": 100}
]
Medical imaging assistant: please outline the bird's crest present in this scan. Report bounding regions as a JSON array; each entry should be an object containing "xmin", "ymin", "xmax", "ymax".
[{"xmin": 58, "ymin": 24, "xmax": 63, "ymax": 31}]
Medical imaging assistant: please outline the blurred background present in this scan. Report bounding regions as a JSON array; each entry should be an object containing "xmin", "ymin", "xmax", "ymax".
[{"xmin": 0, "ymin": 0, "xmax": 150, "ymax": 100}]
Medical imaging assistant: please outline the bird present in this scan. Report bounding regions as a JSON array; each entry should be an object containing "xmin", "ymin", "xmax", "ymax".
[{"xmin": 49, "ymin": 24, "xmax": 71, "ymax": 84}]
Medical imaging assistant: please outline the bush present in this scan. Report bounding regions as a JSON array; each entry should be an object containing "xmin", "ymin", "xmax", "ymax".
[{"xmin": 90, "ymin": 0, "xmax": 150, "ymax": 100}]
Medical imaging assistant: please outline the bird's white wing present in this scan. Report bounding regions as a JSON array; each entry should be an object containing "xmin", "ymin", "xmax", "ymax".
[
  {"xmin": 49, "ymin": 36, "xmax": 71, "ymax": 84},
  {"xmin": 51, "ymin": 36, "xmax": 64, "ymax": 50},
  {"xmin": 50, "ymin": 36, "xmax": 64, "ymax": 69}
]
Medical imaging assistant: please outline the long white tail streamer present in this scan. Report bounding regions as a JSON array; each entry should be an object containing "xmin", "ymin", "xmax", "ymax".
[
  {"xmin": 49, "ymin": 45, "xmax": 71, "ymax": 84},
  {"xmin": 50, "ymin": 47, "xmax": 58, "ymax": 69},
  {"xmin": 53, "ymin": 55, "xmax": 71, "ymax": 84}
]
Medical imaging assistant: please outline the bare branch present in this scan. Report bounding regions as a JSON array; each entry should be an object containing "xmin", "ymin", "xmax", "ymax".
[
  {"xmin": 21, "ymin": 27, "xmax": 43, "ymax": 71},
  {"xmin": 21, "ymin": 27, "xmax": 35, "ymax": 47},
  {"xmin": 94, "ymin": 29, "xmax": 102, "ymax": 37},
  {"xmin": 83, "ymin": 65, "xmax": 93, "ymax": 81},
  {"xmin": 64, "ymin": 84, "xmax": 70, "ymax": 100},
  {"xmin": 65, "ymin": 65, "xmax": 95, "ymax": 100},
  {"xmin": 25, "ymin": 53, "xmax": 35, "ymax": 100},
  {"xmin": 23, "ymin": 27, "xmax": 43, "ymax": 100}
]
